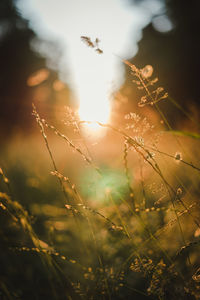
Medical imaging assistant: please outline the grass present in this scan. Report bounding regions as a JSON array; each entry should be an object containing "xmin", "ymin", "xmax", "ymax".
[{"xmin": 1, "ymin": 53, "xmax": 200, "ymax": 300}]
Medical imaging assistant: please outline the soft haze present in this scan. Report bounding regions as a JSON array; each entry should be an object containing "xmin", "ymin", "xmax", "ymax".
[{"xmin": 16, "ymin": 0, "xmax": 164, "ymax": 123}]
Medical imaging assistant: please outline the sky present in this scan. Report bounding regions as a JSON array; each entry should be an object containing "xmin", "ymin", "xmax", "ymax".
[{"xmin": 16, "ymin": 0, "xmax": 164, "ymax": 124}]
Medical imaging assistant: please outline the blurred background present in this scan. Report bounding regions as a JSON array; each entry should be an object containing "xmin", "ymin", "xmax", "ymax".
[
  {"xmin": 1, "ymin": 1, "xmax": 200, "ymax": 298},
  {"xmin": 0, "ymin": 0, "xmax": 200, "ymax": 141}
]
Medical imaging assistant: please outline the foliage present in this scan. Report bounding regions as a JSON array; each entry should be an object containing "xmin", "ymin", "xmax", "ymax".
[{"xmin": 1, "ymin": 46, "xmax": 200, "ymax": 300}]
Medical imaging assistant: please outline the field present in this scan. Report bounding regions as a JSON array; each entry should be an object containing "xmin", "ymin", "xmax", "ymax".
[{"xmin": 1, "ymin": 59, "xmax": 200, "ymax": 300}]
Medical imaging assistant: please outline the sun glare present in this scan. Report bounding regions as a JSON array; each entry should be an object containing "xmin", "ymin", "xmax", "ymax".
[
  {"xmin": 79, "ymin": 95, "xmax": 110, "ymax": 124},
  {"xmin": 79, "ymin": 96, "xmax": 110, "ymax": 137},
  {"xmin": 76, "ymin": 48, "xmax": 111, "ymax": 125},
  {"xmin": 16, "ymin": 0, "xmax": 164, "ymax": 135}
]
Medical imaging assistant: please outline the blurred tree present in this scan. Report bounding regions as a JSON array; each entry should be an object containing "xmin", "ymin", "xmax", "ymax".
[
  {"xmin": 0, "ymin": 0, "xmax": 70, "ymax": 140},
  {"xmin": 123, "ymin": 0, "xmax": 200, "ymax": 128}
]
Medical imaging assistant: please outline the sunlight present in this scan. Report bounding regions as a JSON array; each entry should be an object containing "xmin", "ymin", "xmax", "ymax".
[
  {"xmin": 74, "ymin": 44, "xmax": 112, "ymax": 126},
  {"xmin": 16, "ymin": 0, "xmax": 164, "ymax": 134}
]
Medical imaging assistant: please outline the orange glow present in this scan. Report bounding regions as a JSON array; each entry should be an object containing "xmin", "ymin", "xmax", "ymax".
[
  {"xmin": 27, "ymin": 68, "xmax": 49, "ymax": 87},
  {"xmin": 53, "ymin": 80, "xmax": 65, "ymax": 91}
]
